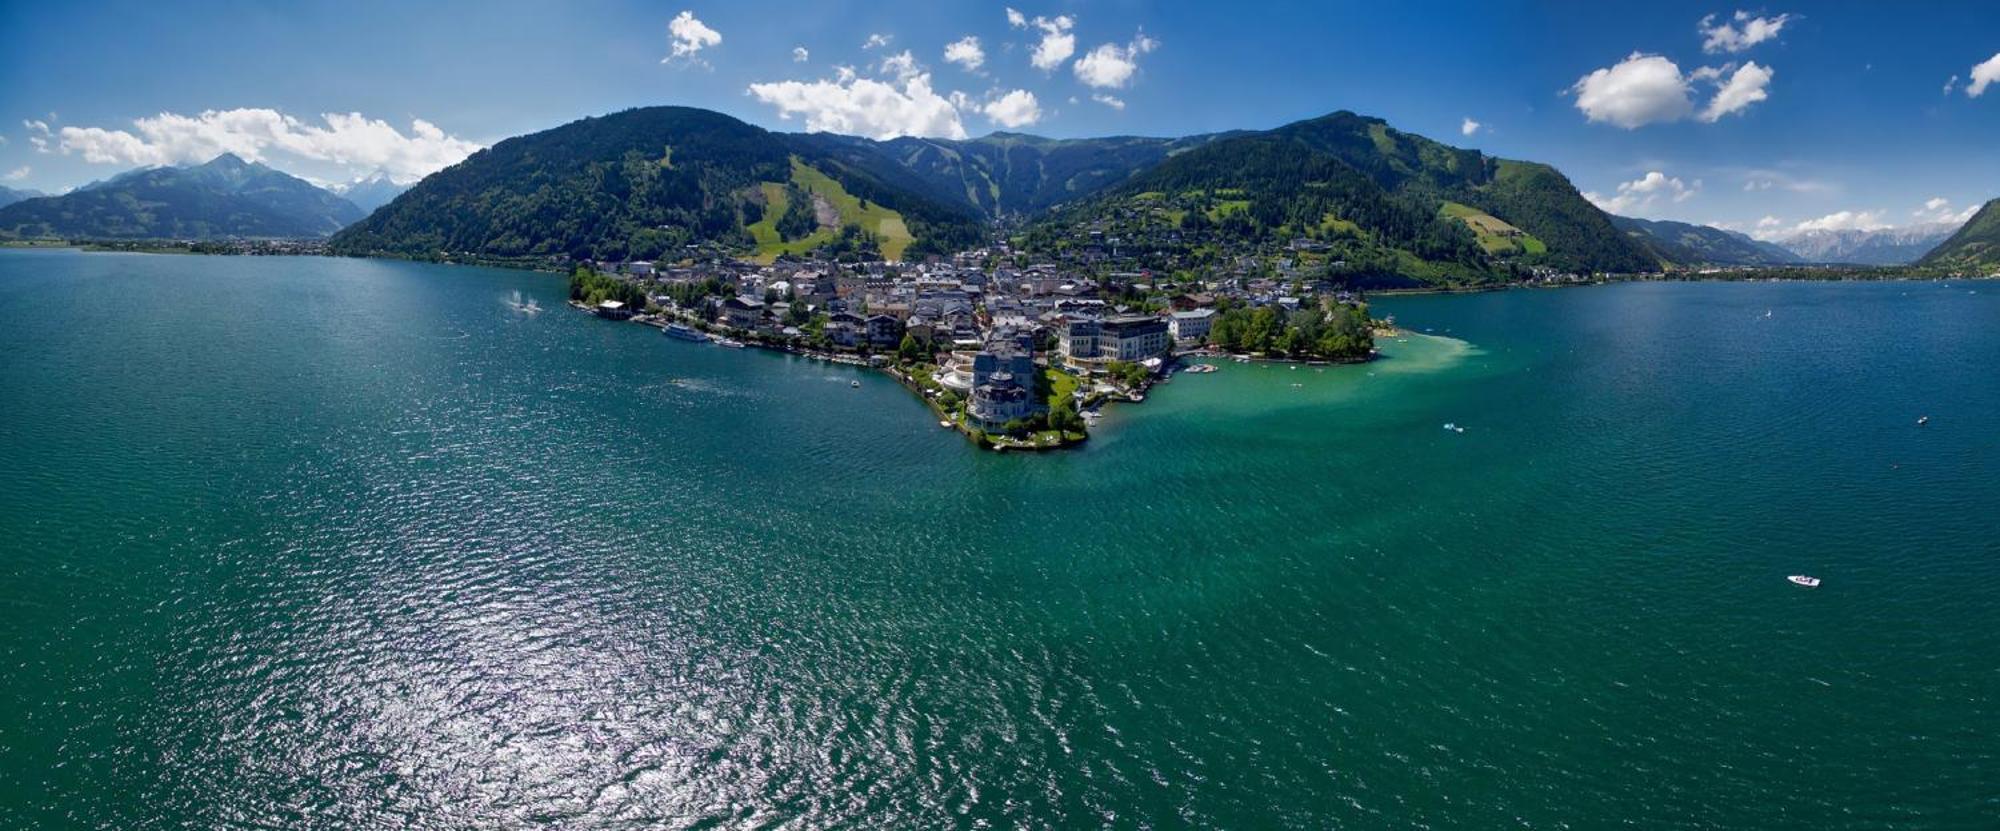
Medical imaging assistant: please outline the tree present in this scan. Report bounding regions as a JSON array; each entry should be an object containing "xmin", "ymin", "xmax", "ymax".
[{"xmin": 897, "ymin": 332, "xmax": 926, "ymax": 364}]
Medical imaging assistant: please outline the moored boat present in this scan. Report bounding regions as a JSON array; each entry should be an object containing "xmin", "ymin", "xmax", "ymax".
[{"xmin": 1788, "ymin": 575, "xmax": 1821, "ymax": 587}]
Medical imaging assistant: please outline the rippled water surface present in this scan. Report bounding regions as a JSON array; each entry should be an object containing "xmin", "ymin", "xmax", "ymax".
[{"xmin": 2, "ymin": 250, "xmax": 1995, "ymax": 828}]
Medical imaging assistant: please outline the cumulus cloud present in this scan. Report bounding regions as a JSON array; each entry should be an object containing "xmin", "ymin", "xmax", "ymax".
[
  {"xmin": 1699, "ymin": 61, "xmax": 1772, "ymax": 121},
  {"xmin": 42, "ymin": 109, "xmax": 481, "ymax": 184},
  {"xmin": 1968, "ymin": 52, "xmax": 2000, "ymax": 98},
  {"xmin": 1073, "ymin": 32, "xmax": 1158, "ymax": 89},
  {"xmin": 1943, "ymin": 75, "xmax": 1959, "ymax": 95},
  {"xmin": 1913, "ymin": 197, "xmax": 1979, "ymax": 225},
  {"xmin": 1791, "ymin": 210, "xmax": 1889, "ymax": 233},
  {"xmin": 1092, "ymin": 93, "xmax": 1127, "ymax": 110},
  {"xmin": 792, "ymin": 46, "xmax": 809, "ymax": 63},
  {"xmin": 1573, "ymin": 53, "xmax": 1773, "ymax": 127},
  {"xmin": 1572, "ymin": 53, "xmax": 1695, "ymax": 128},
  {"xmin": 665, "ymin": 11, "xmax": 722, "ymax": 64},
  {"xmin": 1460, "ymin": 117, "xmax": 1482, "ymax": 136},
  {"xmin": 1699, "ymin": 11, "xmax": 1794, "ymax": 54},
  {"xmin": 862, "ymin": 33, "xmax": 892, "ymax": 50},
  {"xmin": 4, "ymin": 165, "xmax": 27, "ymax": 181},
  {"xmin": 1584, "ymin": 170, "xmax": 1700, "ymax": 214},
  {"xmin": 1757, "ymin": 215, "xmax": 1783, "ymax": 229},
  {"xmin": 747, "ymin": 69, "xmax": 967, "ymax": 140},
  {"xmin": 978, "ymin": 89, "xmax": 1043, "ymax": 128},
  {"xmin": 944, "ymin": 36, "xmax": 985, "ymax": 72},
  {"xmin": 1010, "ymin": 11, "xmax": 1076, "ymax": 72},
  {"xmin": 878, "ymin": 50, "xmax": 921, "ymax": 81}
]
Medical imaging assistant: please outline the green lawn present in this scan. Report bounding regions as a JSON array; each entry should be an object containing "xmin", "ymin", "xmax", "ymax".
[{"xmin": 749, "ymin": 157, "xmax": 917, "ymax": 263}]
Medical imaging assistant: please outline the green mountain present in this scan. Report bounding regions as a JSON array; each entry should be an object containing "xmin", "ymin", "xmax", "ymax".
[
  {"xmin": 1022, "ymin": 111, "xmax": 1656, "ymax": 286},
  {"xmin": 0, "ymin": 185, "xmax": 47, "ymax": 209},
  {"xmin": 330, "ymin": 106, "xmax": 983, "ymax": 263},
  {"xmin": 1610, "ymin": 215, "xmax": 1802, "ymax": 267},
  {"xmin": 1915, "ymin": 199, "xmax": 2000, "ymax": 273},
  {"xmin": 792, "ymin": 131, "xmax": 1234, "ymax": 219},
  {"xmin": 0, "ymin": 154, "xmax": 362, "ymax": 239}
]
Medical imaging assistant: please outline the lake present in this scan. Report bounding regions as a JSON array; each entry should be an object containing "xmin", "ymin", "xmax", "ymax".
[{"xmin": 1, "ymin": 249, "xmax": 1994, "ymax": 828}]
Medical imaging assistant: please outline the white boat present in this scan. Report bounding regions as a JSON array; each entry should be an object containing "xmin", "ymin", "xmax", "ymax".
[
  {"xmin": 1788, "ymin": 575, "xmax": 1821, "ymax": 588},
  {"xmin": 850, "ymin": 380, "xmax": 860, "ymax": 388},
  {"xmin": 716, "ymin": 338, "xmax": 746, "ymax": 349},
  {"xmin": 1443, "ymin": 422, "xmax": 1464, "ymax": 433},
  {"xmin": 1917, "ymin": 415, "xmax": 1929, "ymax": 426},
  {"xmin": 663, "ymin": 323, "xmax": 707, "ymax": 341}
]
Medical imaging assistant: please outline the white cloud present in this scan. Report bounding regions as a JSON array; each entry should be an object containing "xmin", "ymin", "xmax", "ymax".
[
  {"xmin": 1757, "ymin": 215, "xmax": 1783, "ymax": 229},
  {"xmin": 1791, "ymin": 210, "xmax": 1889, "ymax": 233},
  {"xmin": 1913, "ymin": 197, "xmax": 1979, "ymax": 225},
  {"xmin": 25, "ymin": 119, "xmax": 51, "ymax": 153},
  {"xmin": 747, "ymin": 70, "xmax": 967, "ymax": 140},
  {"xmin": 1573, "ymin": 53, "xmax": 1773, "ymax": 127},
  {"xmin": 792, "ymin": 46, "xmax": 809, "ymax": 63},
  {"xmin": 979, "ymin": 89, "xmax": 1043, "ymax": 128},
  {"xmin": 878, "ymin": 50, "xmax": 921, "ymax": 81},
  {"xmin": 1460, "ymin": 117, "xmax": 1482, "ymax": 136},
  {"xmin": 944, "ymin": 36, "xmax": 985, "ymax": 72},
  {"xmin": 1943, "ymin": 75, "xmax": 1959, "ymax": 95},
  {"xmin": 1091, "ymin": 93, "xmax": 1126, "ymax": 110},
  {"xmin": 1739, "ymin": 168, "xmax": 1831, "ymax": 193},
  {"xmin": 1699, "ymin": 11, "xmax": 1794, "ymax": 54},
  {"xmin": 45, "ymin": 109, "xmax": 481, "ymax": 184},
  {"xmin": 1967, "ymin": 52, "xmax": 2000, "ymax": 98},
  {"xmin": 1073, "ymin": 32, "xmax": 1158, "ymax": 89},
  {"xmin": 665, "ymin": 10, "xmax": 722, "ymax": 64},
  {"xmin": 1010, "ymin": 12, "xmax": 1075, "ymax": 72},
  {"xmin": 862, "ymin": 33, "xmax": 892, "ymax": 50},
  {"xmin": 1699, "ymin": 61, "xmax": 1772, "ymax": 121},
  {"xmin": 1583, "ymin": 170, "xmax": 1700, "ymax": 214},
  {"xmin": 3, "ymin": 165, "xmax": 27, "ymax": 181},
  {"xmin": 1572, "ymin": 53, "xmax": 1695, "ymax": 128},
  {"xmin": 0, "ymin": 135, "xmax": 8, "ymax": 146}
]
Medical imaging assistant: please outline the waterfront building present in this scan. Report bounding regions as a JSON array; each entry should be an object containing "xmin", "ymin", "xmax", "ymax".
[{"xmin": 1170, "ymin": 308, "xmax": 1216, "ymax": 343}]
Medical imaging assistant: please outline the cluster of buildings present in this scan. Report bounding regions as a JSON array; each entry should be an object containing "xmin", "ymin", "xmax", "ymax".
[{"xmin": 581, "ymin": 237, "xmax": 1374, "ymax": 432}]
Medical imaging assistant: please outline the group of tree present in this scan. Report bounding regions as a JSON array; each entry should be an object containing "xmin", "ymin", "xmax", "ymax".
[
  {"xmin": 1206, "ymin": 298, "xmax": 1374, "ymax": 360},
  {"xmin": 567, "ymin": 266, "xmax": 646, "ymax": 307}
]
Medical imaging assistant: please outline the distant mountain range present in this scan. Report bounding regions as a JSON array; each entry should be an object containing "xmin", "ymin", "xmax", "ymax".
[
  {"xmin": 0, "ymin": 185, "xmax": 48, "ymax": 209},
  {"xmin": 1916, "ymin": 199, "xmax": 2000, "ymax": 273},
  {"xmin": 330, "ymin": 171, "xmax": 411, "ymax": 214},
  {"xmin": 0, "ymin": 154, "xmax": 363, "ymax": 239},
  {"xmin": 1610, "ymin": 215, "xmax": 1801, "ymax": 267},
  {"xmin": 1766, "ymin": 222, "xmax": 1962, "ymax": 265},
  {"xmin": 333, "ymin": 105, "xmax": 1660, "ymax": 285}
]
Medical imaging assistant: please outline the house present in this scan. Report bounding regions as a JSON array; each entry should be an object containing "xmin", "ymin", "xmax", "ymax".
[
  {"xmin": 826, "ymin": 311, "xmax": 866, "ymax": 349},
  {"xmin": 1060, "ymin": 317, "xmax": 1102, "ymax": 361},
  {"xmin": 1097, "ymin": 315, "xmax": 1171, "ymax": 361},
  {"xmin": 1170, "ymin": 292, "xmax": 1215, "ymax": 311},
  {"xmin": 1170, "ymin": 308, "xmax": 1216, "ymax": 343},
  {"xmin": 628, "ymin": 261, "xmax": 655, "ymax": 277},
  {"xmin": 594, "ymin": 300, "xmax": 633, "ymax": 320},
  {"xmin": 719, "ymin": 296, "xmax": 765, "ymax": 330},
  {"xmin": 864, "ymin": 314, "xmax": 904, "ymax": 349},
  {"xmin": 968, "ymin": 372, "xmax": 1035, "ymax": 429}
]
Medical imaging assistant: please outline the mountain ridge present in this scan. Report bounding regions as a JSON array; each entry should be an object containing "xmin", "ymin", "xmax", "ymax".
[
  {"xmin": 1915, "ymin": 198, "xmax": 2000, "ymax": 272},
  {"xmin": 0, "ymin": 154, "xmax": 362, "ymax": 239}
]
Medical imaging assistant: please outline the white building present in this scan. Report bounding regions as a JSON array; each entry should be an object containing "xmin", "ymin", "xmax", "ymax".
[{"xmin": 1170, "ymin": 308, "xmax": 1216, "ymax": 343}]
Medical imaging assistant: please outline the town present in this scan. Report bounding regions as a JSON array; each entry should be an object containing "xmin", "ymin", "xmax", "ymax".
[{"xmin": 562, "ymin": 235, "xmax": 1386, "ymax": 450}]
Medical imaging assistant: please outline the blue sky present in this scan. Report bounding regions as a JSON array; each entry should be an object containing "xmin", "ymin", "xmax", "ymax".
[{"xmin": 2, "ymin": 0, "xmax": 1997, "ymax": 238}]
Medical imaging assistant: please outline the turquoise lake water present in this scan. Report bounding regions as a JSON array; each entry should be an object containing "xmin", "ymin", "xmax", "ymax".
[{"xmin": 1, "ymin": 249, "xmax": 1994, "ymax": 828}]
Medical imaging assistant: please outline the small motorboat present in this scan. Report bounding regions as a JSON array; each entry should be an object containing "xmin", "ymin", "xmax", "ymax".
[
  {"xmin": 850, "ymin": 380, "xmax": 861, "ymax": 388},
  {"xmin": 1917, "ymin": 415, "xmax": 1929, "ymax": 426},
  {"xmin": 1788, "ymin": 575, "xmax": 1821, "ymax": 588},
  {"xmin": 1443, "ymin": 422, "xmax": 1464, "ymax": 433}
]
